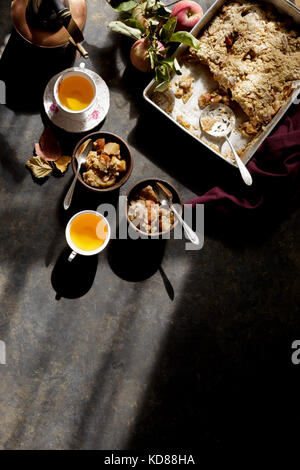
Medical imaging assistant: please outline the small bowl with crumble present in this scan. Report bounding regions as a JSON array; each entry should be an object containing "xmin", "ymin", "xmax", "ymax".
[
  {"xmin": 126, "ymin": 178, "xmax": 183, "ymax": 237},
  {"xmin": 72, "ymin": 131, "xmax": 133, "ymax": 192}
]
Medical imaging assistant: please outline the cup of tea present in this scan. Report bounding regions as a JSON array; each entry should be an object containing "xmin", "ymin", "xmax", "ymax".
[
  {"xmin": 65, "ymin": 210, "xmax": 111, "ymax": 262},
  {"xmin": 54, "ymin": 64, "xmax": 96, "ymax": 115}
]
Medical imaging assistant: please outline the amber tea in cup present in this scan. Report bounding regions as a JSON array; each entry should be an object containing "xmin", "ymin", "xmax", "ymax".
[
  {"xmin": 66, "ymin": 210, "xmax": 110, "ymax": 261},
  {"xmin": 54, "ymin": 66, "xmax": 96, "ymax": 115},
  {"xmin": 58, "ymin": 75, "xmax": 95, "ymax": 112}
]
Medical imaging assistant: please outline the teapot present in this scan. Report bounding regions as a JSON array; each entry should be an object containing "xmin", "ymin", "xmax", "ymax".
[{"xmin": 11, "ymin": 0, "xmax": 87, "ymax": 56}]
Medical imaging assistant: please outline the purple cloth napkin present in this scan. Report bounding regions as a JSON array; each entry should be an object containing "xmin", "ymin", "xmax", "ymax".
[{"xmin": 186, "ymin": 104, "xmax": 300, "ymax": 210}]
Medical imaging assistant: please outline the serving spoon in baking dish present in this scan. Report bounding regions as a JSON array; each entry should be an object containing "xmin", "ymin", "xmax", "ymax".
[{"xmin": 200, "ymin": 103, "xmax": 253, "ymax": 186}]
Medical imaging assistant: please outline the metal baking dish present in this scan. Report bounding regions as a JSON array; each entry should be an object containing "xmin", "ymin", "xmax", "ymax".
[{"xmin": 143, "ymin": 0, "xmax": 300, "ymax": 167}]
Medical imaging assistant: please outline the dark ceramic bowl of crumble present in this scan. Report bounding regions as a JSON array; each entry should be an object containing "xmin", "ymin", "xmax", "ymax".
[
  {"xmin": 72, "ymin": 131, "xmax": 133, "ymax": 192},
  {"xmin": 126, "ymin": 178, "xmax": 183, "ymax": 238}
]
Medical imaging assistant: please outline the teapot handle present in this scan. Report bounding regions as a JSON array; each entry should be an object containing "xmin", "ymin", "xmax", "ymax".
[{"xmin": 51, "ymin": 0, "xmax": 72, "ymax": 27}]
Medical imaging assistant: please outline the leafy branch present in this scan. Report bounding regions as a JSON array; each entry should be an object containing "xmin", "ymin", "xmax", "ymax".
[{"xmin": 107, "ymin": 0, "xmax": 201, "ymax": 91}]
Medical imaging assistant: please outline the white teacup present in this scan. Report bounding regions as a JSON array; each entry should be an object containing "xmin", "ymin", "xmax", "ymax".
[
  {"xmin": 54, "ymin": 63, "xmax": 96, "ymax": 116},
  {"xmin": 66, "ymin": 210, "xmax": 111, "ymax": 262}
]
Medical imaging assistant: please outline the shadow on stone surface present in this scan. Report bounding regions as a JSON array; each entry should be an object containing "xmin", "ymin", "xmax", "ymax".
[
  {"xmin": 123, "ymin": 202, "xmax": 300, "ymax": 452},
  {"xmin": 87, "ymin": 38, "xmax": 151, "ymax": 120},
  {"xmin": 158, "ymin": 266, "xmax": 175, "ymax": 301},
  {"xmin": 204, "ymin": 199, "xmax": 300, "ymax": 248},
  {"xmin": 0, "ymin": 132, "xmax": 25, "ymax": 183},
  {"xmin": 108, "ymin": 238, "xmax": 166, "ymax": 282},
  {"xmin": 125, "ymin": 241, "xmax": 300, "ymax": 453},
  {"xmin": 51, "ymin": 247, "xmax": 98, "ymax": 299},
  {"xmin": 0, "ymin": 30, "xmax": 76, "ymax": 112}
]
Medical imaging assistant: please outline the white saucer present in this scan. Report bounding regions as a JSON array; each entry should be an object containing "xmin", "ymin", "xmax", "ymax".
[{"xmin": 43, "ymin": 67, "xmax": 110, "ymax": 133}]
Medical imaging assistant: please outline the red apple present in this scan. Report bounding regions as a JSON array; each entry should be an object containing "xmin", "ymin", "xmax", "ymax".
[
  {"xmin": 171, "ymin": 0, "xmax": 204, "ymax": 32},
  {"xmin": 130, "ymin": 38, "xmax": 165, "ymax": 73}
]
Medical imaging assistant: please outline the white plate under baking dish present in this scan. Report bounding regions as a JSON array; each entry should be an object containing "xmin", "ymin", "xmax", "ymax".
[{"xmin": 143, "ymin": 0, "xmax": 300, "ymax": 168}]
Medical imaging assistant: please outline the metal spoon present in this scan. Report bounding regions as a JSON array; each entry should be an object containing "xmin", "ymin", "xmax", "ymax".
[
  {"xmin": 63, "ymin": 139, "xmax": 93, "ymax": 210},
  {"xmin": 154, "ymin": 182, "xmax": 200, "ymax": 245},
  {"xmin": 200, "ymin": 103, "xmax": 253, "ymax": 186}
]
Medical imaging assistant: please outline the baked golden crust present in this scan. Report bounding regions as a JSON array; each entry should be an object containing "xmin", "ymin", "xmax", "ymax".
[{"xmin": 188, "ymin": 1, "xmax": 300, "ymax": 134}]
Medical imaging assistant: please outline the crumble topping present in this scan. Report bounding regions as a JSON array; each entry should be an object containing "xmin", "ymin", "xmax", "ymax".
[
  {"xmin": 188, "ymin": 1, "xmax": 300, "ymax": 135},
  {"xmin": 82, "ymin": 139, "xmax": 127, "ymax": 188},
  {"xmin": 173, "ymin": 75, "xmax": 194, "ymax": 103},
  {"xmin": 176, "ymin": 115, "xmax": 191, "ymax": 129}
]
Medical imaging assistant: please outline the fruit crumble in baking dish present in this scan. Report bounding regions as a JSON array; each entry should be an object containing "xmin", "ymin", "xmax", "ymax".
[{"xmin": 186, "ymin": 0, "xmax": 300, "ymax": 136}]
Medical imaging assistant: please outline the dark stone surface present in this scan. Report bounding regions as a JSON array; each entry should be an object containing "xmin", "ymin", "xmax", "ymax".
[{"xmin": 0, "ymin": 0, "xmax": 299, "ymax": 452}]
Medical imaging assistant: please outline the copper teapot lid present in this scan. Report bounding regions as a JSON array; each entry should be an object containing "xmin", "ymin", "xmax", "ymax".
[{"xmin": 11, "ymin": 0, "xmax": 87, "ymax": 48}]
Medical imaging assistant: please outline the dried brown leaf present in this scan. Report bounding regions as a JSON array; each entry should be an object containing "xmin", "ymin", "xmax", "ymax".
[
  {"xmin": 26, "ymin": 156, "xmax": 53, "ymax": 179},
  {"xmin": 54, "ymin": 156, "xmax": 72, "ymax": 173}
]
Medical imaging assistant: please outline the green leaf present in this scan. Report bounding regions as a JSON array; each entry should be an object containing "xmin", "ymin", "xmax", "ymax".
[
  {"xmin": 110, "ymin": 0, "xmax": 137, "ymax": 12},
  {"xmin": 155, "ymin": 64, "xmax": 169, "ymax": 80},
  {"xmin": 159, "ymin": 55, "xmax": 182, "ymax": 75},
  {"xmin": 173, "ymin": 57, "xmax": 182, "ymax": 75},
  {"xmin": 154, "ymin": 64, "xmax": 170, "ymax": 91},
  {"xmin": 158, "ymin": 56, "xmax": 173, "ymax": 68},
  {"xmin": 131, "ymin": 2, "xmax": 147, "ymax": 19},
  {"xmin": 154, "ymin": 80, "xmax": 170, "ymax": 92},
  {"xmin": 158, "ymin": 44, "xmax": 170, "ymax": 56},
  {"xmin": 146, "ymin": 0, "xmax": 156, "ymax": 10},
  {"xmin": 149, "ymin": 18, "xmax": 159, "ymax": 26},
  {"xmin": 109, "ymin": 21, "xmax": 142, "ymax": 40},
  {"xmin": 153, "ymin": 52, "xmax": 183, "ymax": 91},
  {"xmin": 120, "ymin": 11, "xmax": 133, "ymax": 19},
  {"xmin": 145, "ymin": 0, "xmax": 171, "ymax": 18},
  {"xmin": 148, "ymin": 49, "xmax": 156, "ymax": 69},
  {"xmin": 169, "ymin": 31, "xmax": 201, "ymax": 49},
  {"xmin": 124, "ymin": 18, "xmax": 146, "ymax": 33},
  {"xmin": 159, "ymin": 17, "xmax": 177, "ymax": 43},
  {"xmin": 155, "ymin": 3, "xmax": 172, "ymax": 19},
  {"xmin": 147, "ymin": 17, "xmax": 159, "ymax": 36}
]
